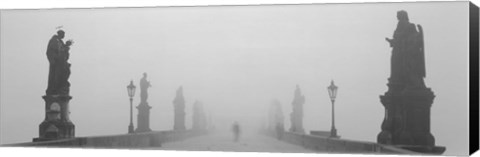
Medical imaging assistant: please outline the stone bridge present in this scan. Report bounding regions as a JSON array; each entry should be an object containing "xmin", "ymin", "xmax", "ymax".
[
  {"xmin": 5, "ymin": 128, "xmax": 418, "ymax": 155},
  {"xmin": 3, "ymin": 10, "xmax": 448, "ymax": 156}
]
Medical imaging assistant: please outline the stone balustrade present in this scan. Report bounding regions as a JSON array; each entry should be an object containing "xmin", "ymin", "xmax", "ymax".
[
  {"xmin": 262, "ymin": 130, "xmax": 420, "ymax": 154},
  {"xmin": 4, "ymin": 129, "xmax": 208, "ymax": 148}
]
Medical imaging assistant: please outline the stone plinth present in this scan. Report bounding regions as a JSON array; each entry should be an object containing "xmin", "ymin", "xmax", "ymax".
[
  {"xmin": 173, "ymin": 111, "xmax": 186, "ymax": 130},
  {"xmin": 378, "ymin": 86, "xmax": 445, "ymax": 154},
  {"xmin": 135, "ymin": 102, "xmax": 152, "ymax": 133},
  {"xmin": 34, "ymin": 95, "xmax": 75, "ymax": 142}
]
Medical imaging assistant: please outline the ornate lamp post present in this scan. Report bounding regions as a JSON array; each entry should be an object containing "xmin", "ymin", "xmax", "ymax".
[
  {"xmin": 127, "ymin": 80, "xmax": 136, "ymax": 134},
  {"xmin": 327, "ymin": 80, "xmax": 338, "ymax": 138}
]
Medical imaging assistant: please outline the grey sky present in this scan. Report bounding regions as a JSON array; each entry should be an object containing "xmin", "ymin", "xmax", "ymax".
[{"xmin": 0, "ymin": 2, "xmax": 469, "ymax": 155}]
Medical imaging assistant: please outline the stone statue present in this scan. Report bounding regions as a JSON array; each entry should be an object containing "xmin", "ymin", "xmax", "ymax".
[
  {"xmin": 378, "ymin": 11, "xmax": 445, "ymax": 154},
  {"xmin": 139, "ymin": 72, "xmax": 151, "ymax": 103},
  {"xmin": 290, "ymin": 85, "xmax": 305, "ymax": 133},
  {"xmin": 46, "ymin": 30, "xmax": 73, "ymax": 95},
  {"xmin": 136, "ymin": 72, "xmax": 152, "ymax": 132},
  {"xmin": 36, "ymin": 29, "xmax": 75, "ymax": 142},
  {"xmin": 173, "ymin": 86, "xmax": 186, "ymax": 130},
  {"xmin": 385, "ymin": 10, "xmax": 426, "ymax": 88}
]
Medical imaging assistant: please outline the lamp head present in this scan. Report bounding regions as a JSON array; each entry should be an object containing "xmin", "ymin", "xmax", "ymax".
[
  {"xmin": 127, "ymin": 80, "xmax": 136, "ymax": 98},
  {"xmin": 327, "ymin": 80, "xmax": 338, "ymax": 101}
]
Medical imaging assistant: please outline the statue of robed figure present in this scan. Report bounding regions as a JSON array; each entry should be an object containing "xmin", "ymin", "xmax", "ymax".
[
  {"xmin": 378, "ymin": 11, "xmax": 445, "ymax": 154},
  {"xmin": 139, "ymin": 72, "xmax": 152, "ymax": 103},
  {"xmin": 36, "ymin": 29, "xmax": 75, "ymax": 142},
  {"xmin": 46, "ymin": 30, "xmax": 74, "ymax": 95},
  {"xmin": 385, "ymin": 10, "xmax": 426, "ymax": 89},
  {"xmin": 136, "ymin": 72, "xmax": 152, "ymax": 132}
]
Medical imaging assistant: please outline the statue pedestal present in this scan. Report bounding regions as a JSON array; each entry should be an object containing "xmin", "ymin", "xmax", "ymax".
[
  {"xmin": 289, "ymin": 124, "xmax": 305, "ymax": 134},
  {"xmin": 135, "ymin": 102, "xmax": 152, "ymax": 133},
  {"xmin": 398, "ymin": 87, "xmax": 435, "ymax": 145},
  {"xmin": 397, "ymin": 145, "xmax": 446, "ymax": 155},
  {"xmin": 378, "ymin": 81, "xmax": 405, "ymax": 145},
  {"xmin": 378, "ymin": 86, "xmax": 445, "ymax": 154},
  {"xmin": 289, "ymin": 111, "xmax": 305, "ymax": 134},
  {"xmin": 173, "ymin": 112, "xmax": 186, "ymax": 130},
  {"xmin": 33, "ymin": 95, "xmax": 75, "ymax": 142}
]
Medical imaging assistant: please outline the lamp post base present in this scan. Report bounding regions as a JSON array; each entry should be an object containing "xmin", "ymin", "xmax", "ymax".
[
  {"xmin": 330, "ymin": 128, "xmax": 340, "ymax": 138},
  {"xmin": 128, "ymin": 124, "xmax": 134, "ymax": 134}
]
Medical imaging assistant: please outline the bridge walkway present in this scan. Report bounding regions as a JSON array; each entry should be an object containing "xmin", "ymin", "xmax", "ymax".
[{"xmin": 148, "ymin": 130, "xmax": 315, "ymax": 153}]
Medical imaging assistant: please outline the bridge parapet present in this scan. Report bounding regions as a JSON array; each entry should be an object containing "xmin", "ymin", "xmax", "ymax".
[
  {"xmin": 262, "ymin": 130, "xmax": 419, "ymax": 155},
  {"xmin": 4, "ymin": 129, "xmax": 208, "ymax": 148}
]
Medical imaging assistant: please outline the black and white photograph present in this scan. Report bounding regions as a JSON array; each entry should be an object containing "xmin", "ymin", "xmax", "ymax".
[{"xmin": 0, "ymin": 1, "xmax": 476, "ymax": 157}]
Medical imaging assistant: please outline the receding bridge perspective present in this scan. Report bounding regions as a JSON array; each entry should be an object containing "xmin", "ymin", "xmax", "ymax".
[{"xmin": 5, "ymin": 10, "xmax": 447, "ymax": 155}]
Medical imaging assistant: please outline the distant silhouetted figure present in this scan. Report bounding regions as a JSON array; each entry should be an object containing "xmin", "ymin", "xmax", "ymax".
[{"xmin": 232, "ymin": 121, "xmax": 241, "ymax": 142}]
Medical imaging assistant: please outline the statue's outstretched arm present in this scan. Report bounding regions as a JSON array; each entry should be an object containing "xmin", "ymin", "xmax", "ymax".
[
  {"xmin": 385, "ymin": 37, "xmax": 394, "ymax": 47},
  {"xmin": 417, "ymin": 24, "xmax": 423, "ymax": 35}
]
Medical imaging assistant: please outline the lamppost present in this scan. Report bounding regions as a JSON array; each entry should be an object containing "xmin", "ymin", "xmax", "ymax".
[
  {"xmin": 327, "ymin": 80, "xmax": 338, "ymax": 138},
  {"xmin": 127, "ymin": 80, "xmax": 136, "ymax": 134}
]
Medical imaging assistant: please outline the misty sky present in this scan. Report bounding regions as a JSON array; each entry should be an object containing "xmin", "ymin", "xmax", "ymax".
[{"xmin": 0, "ymin": 2, "xmax": 470, "ymax": 155}]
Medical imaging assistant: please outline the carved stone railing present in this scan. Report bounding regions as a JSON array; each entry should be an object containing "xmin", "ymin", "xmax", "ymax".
[
  {"xmin": 261, "ymin": 129, "xmax": 420, "ymax": 155},
  {"xmin": 4, "ymin": 129, "xmax": 208, "ymax": 148}
]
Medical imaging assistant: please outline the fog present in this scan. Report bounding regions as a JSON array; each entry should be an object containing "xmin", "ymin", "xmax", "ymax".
[{"xmin": 0, "ymin": 2, "xmax": 469, "ymax": 155}]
